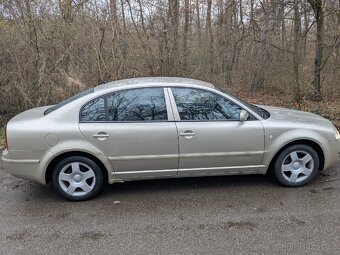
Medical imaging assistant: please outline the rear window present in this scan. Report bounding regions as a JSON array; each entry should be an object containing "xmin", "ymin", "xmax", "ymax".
[{"xmin": 44, "ymin": 88, "xmax": 94, "ymax": 115}]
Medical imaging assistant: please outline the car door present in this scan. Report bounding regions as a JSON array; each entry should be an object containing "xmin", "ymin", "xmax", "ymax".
[
  {"xmin": 169, "ymin": 87, "xmax": 265, "ymax": 176},
  {"xmin": 79, "ymin": 87, "xmax": 179, "ymax": 180}
]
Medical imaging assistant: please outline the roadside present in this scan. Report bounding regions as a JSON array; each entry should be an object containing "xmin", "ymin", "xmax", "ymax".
[
  {"xmin": 0, "ymin": 128, "xmax": 4, "ymax": 150},
  {"xmin": 1, "ymin": 159, "xmax": 340, "ymax": 254}
]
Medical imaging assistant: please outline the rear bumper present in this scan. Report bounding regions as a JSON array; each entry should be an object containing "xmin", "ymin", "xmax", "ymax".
[
  {"xmin": 324, "ymin": 140, "xmax": 340, "ymax": 169},
  {"xmin": 1, "ymin": 149, "xmax": 54, "ymax": 184}
]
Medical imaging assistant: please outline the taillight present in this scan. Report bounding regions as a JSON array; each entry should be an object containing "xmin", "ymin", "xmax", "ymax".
[{"xmin": 4, "ymin": 125, "xmax": 8, "ymax": 150}]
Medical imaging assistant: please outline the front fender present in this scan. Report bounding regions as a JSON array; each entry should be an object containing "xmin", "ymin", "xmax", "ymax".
[{"xmin": 261, "ymin": 129, "xmax": 327, "ymax": 174}]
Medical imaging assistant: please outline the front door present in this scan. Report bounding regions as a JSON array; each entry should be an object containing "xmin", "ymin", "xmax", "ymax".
[
  {"xmin": 170, "ymin": 87, "xmax": 265, "ymax": 176},
  {"xmin": 79, "ymin": 87, "xmax": 179, "ymax": 180}
]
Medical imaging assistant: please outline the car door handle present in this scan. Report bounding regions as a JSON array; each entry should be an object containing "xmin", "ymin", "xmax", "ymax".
[
  {"xmin": 180, "ymin": 131, "xmax": 195, "ymax": 138},
  {"xmin": 93, "ymin": 132, "xmax": 109, "ymax": 139}
]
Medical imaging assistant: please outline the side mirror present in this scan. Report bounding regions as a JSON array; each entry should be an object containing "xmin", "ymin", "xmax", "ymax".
[{"xmin": 239, "ymin": 110, "xmax": 249, "ymax": 122}]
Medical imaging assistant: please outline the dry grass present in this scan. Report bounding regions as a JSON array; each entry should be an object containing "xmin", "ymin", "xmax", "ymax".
[{"xmin": 0, "ymin": 128, "xmax": 4, "ymax": 150}]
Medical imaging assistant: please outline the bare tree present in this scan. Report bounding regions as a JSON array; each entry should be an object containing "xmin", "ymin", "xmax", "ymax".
[
  {"xmin": 293, "ymin": 0, "xmax": 302, "ymax": 103},
  {"xmin": 251, "ymin": 1, "xmax": 274, "ymax": 91},
  {"xmin": 182, "ymin": 0, "xmax": 190, "ymax": 73},
  {"xmin": 109, "ymin": 0, "xmax": 118, "ymax": 65},
  {"xmin": 206, "ymin": 0, "xmax": 214, "ymax": 74},
  {"xmin": 59, "ymin": 0, "xmax": 73, "ymax": 23},
  {"xmin": 279, "ymin": 0, "xmax": 286, "ymax": 49},
  {"xmin": 0, "ymin": 0, "xmax": 340, "ymax": 124},
  {"xmin": 307, "ymin": 0, "xmax": 324, "ymax": 101}
]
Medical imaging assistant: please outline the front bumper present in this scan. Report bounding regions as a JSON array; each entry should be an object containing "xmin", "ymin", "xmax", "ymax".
[
  {"xmin": 1, "ymin": 149, "xmax": 53, "ymax": 184},
  {"xmin": 324, "ymin": 140, "xmax": 340, "ymax": 169}
]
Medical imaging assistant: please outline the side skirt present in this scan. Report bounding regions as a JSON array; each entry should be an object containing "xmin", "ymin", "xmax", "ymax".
[{"xmin": 109, "ymin": 165, "xmax": 267, "ymax": 183}]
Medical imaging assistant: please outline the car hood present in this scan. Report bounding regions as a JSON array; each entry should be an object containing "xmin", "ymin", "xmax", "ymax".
[{"xmin": 259, "ymin": 105, "xmax": 332, "ymax": 128}]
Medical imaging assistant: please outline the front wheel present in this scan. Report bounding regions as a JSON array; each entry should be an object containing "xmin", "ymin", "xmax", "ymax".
[
  {"xmin": 52, "ymin": 156, "xmax": 104, "ymax": 201},
  {"xmin": 274, "ymin": 145, "xmax": 319, "ymax": 187}
]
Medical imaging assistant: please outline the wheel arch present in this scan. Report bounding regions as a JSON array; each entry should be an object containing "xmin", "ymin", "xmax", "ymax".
[
  {"xmin": 45, "ymin": 151, "xmax": 109, "ymax": 184},
  {"xmin": 267, "ymin": 139, "xmax": 325, "ymax": 174}
]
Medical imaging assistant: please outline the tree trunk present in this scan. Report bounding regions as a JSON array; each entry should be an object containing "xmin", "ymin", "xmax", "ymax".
[
  {"xmin": 251, "ymin": 1, "xmax": 274, "ymax": 91},
  {"xmin": 183, "ymin": 0, "xmax": 190, "ymax": 73},
  {"xmin": 120, "ymin": 0, "xmax": 127, "ymax": 76},
  {"xmin": 279, "ymin": 0, "xmax": 286, "ymax": 49},
  {"xmin": 168, "ymin": 0, "xmax": 180, "ymax": 75},
  {"xmin": 206, "ymin": 0, "xmax": 214, "ymax": 74},
  {"xmin": 302, "ymin": 0, "xmax": 309, "ymax": 60},
  {"xmin": 223, "ymin": 0, "xmax": 236, "ymax": 85},
  {"xmin": 293, "ymin": 0, "xmax": 301, "ymax": 103},
  {"xmin": 195, "ymin": 0, "xmax": 201, "ymax": 43},
  {"xmin": 250, "ymin": 0, "xmax": 255, "ymax": 39},
  {"xmin": 59, "ymin": 0, "xmax": 73, "ymax": 23},
  {"xmin": 338, "ymin": 0, "xmax": 340, "ymax": 25},
  {"xmin": 307, "ymin": 0, "xmax": 324, "ymax": 101},
  {"xmin": 109, "ymin": 0, "xmax": 119, "ymax": 79}
]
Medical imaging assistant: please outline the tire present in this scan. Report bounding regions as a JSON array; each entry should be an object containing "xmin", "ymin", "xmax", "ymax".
[
  {"xmin": 274, "ymin": 144, "xmax": 319, "ymax": 187},
  {"xmin": 52, "ymin": 156, "xmax": 104, "ymax": 201}
]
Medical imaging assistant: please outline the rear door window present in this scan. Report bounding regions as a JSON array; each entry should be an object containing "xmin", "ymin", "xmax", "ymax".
[{"xmin": 80, "ymin": 87, "xmax": 168, "ymax": 122}]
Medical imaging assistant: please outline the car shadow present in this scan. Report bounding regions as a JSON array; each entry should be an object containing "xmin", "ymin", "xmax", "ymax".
[{"xmin": 103, "ymin": 174, "xmax": 276, "ymax": 196}]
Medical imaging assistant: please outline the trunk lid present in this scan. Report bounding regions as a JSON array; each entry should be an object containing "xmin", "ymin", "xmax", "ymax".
[{"xmin": 10, "ymin": 106, "xmax": 52, "ymax": 122}]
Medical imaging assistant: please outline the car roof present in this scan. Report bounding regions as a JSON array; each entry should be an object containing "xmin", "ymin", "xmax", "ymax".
[{"xmin": 94, "ymin": 77, "xmax": 214, "ymax": 91}]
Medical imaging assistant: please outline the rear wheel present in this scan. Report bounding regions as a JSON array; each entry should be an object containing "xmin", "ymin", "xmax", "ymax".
[
  {"xmin": 274, "ymin": 145, "xmax": 319, "ymax": 187},
  {"xmin": 52, "ymin": 156, "xmax": 104, "ymax": 201}
]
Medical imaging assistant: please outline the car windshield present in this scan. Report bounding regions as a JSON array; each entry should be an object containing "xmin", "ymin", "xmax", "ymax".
[
  {"xmin": 216, "ymin": 88, "xmax": 270, "ymax": 119},
  {"xmin": 44, "ymin": 88, "xmax": 94, "ymax": 115}
]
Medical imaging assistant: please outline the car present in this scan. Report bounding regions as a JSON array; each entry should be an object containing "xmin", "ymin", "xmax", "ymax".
[{"xmin": 2, "ymin": 77, "xmax": 340, "ymax": 201}]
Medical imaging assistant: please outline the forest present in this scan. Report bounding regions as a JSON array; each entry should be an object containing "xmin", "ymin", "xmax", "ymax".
[{"xmin": 0, "ymin": 0, "xmax": 339, "ymax": 131}]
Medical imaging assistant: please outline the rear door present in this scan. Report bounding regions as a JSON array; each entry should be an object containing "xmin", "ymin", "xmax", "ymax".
[
  {"xmin": 79, "ymin": 87, "xmax": 179, "ymax": 180},
  {"xmin": 169, "ymin": 87, "xmax": 265, "ymax": 176}
]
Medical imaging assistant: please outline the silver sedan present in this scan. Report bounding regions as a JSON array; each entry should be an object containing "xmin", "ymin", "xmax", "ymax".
[{"xmin": 2, "ymin": 77, "xmax": 340, "ymax": 201}]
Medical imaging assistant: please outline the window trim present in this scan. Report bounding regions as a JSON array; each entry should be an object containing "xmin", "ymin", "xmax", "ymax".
[
  {"xmin": 168, "ymin": 87, "xmax": 259, "ymax": 122},
  {"xmin": 79, "ymin": 87, "xmax": 172, "ymax": 123},
  {"xmin": 79, "ymin": 96, "xmax": 106, "ymax": 122}
]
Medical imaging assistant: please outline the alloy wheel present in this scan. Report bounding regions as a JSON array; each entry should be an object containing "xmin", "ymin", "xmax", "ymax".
[
  {"xmin": 281, "ymin": 150, "xmax": 314, "ymax": 184},
  {"xmin": 58, "ymin": 162, "xmax": 96, "ymax": 197}
]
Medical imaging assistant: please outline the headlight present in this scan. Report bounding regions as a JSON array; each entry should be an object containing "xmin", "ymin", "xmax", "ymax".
[{"xmin": 335, "ymin": 129, "xmax": 340, "ymax": 140}]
